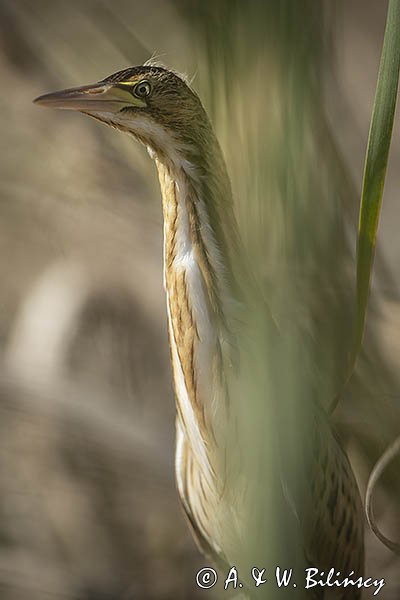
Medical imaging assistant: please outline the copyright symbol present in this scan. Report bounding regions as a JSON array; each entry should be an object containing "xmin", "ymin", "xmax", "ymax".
[{"xmin": 196, "ymin": 567, "xmax": 218, "ymax": 589}]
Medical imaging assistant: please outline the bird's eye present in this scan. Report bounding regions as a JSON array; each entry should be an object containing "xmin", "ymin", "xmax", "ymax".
[{"xmin": 133, "ymin": 81, "xmax": 151, "ymax": 99}]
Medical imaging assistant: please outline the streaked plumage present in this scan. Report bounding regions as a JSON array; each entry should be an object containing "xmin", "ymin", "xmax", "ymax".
[{"xmin": 34, "ymin": 64, "xmax": 364, "ymax": 597}]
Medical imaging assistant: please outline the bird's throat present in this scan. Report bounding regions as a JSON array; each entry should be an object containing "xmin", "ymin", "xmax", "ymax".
[
  {"xmin": 154, "ymin": 146, "xmax": 241, "ymax": 554},
  {"xmin": 157, "ymin": 153, "xmax": 235, "ymax": 465}
]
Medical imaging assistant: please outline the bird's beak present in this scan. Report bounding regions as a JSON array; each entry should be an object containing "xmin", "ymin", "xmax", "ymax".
[{"xmin": 34, "ymin": 82, "xmax": 137, "ymax": 113}]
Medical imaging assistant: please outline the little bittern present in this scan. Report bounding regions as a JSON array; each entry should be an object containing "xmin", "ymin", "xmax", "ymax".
[{"xmin": 35, "ymin": 65, "xmax": 364, "ymax": 598}]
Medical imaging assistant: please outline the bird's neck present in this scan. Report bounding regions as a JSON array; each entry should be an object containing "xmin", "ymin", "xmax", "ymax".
[
  {"xmin": 157, "ymin": 151, "xmax": 238, "ymax": 326},
  {"xmin": 154, "ymin": 142, "xmax": 240, "ymax": 486}
]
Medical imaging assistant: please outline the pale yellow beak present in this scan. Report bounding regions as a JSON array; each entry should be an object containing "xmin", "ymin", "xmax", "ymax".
[{"xmin": 34, "ymin": 82, "xmax": 137, "ymax": 113}]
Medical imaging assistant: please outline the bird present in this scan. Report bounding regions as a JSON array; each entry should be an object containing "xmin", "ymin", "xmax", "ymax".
[{"xmin": 34, "ymin": 64, "xmax": 364, "ymax": 598}]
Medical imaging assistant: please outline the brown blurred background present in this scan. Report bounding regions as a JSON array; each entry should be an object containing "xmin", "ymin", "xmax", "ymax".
[{"xmin": 0, "ymin": 0, "xmax": 400, "ymax": 598}]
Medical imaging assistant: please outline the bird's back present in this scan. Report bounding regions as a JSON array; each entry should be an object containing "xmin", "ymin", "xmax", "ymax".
[{"xmin": 306, "ymin": 411, "xmax": 364, "ymax": 599}]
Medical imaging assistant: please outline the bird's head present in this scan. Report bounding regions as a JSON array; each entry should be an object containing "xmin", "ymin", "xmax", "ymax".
[{"xmin": 34, "ymin": 65, "xmax": 211, "ymax": 164}]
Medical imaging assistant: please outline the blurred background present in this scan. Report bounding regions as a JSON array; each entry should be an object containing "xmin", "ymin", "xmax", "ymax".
[{"xmin": 0, "ymin": 0, "xmax": 400, "ymax": 598}]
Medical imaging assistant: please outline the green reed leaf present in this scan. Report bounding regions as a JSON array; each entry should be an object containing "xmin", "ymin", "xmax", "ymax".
[{"xmin": 330, "ymin": 0, "xmax": 400, "ymax": 413}]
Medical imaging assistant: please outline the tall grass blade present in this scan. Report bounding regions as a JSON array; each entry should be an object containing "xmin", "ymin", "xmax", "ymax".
[
  {"xmin": 330, "ymin": 0, "xmax": 400, "ymax": 413},
  {"xmin": 353, "ymin": 0, "xmax": 400, "ymax": 555}
]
